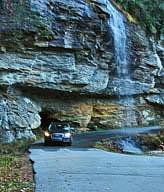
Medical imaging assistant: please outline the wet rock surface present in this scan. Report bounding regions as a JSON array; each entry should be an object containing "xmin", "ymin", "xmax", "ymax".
[
  {"xmin": 0, "ymin": 0, "xmax": 163, "ymax": 142},
  {"xmin": 95, "ymin": 128, "xmax": 164, "ymax": 156}
]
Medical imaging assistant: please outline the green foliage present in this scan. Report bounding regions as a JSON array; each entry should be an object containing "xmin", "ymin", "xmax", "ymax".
[
  {"xmin": 0, "ymin": 139, "xmax": 34, "ymax": 191},
  {"xmin": 0, "ymin": 155, "xmax": 34, "ymax": 192},
  {"xmin": 0, "ymin": 139, "xmax": 33, "ymax": 155},
  {"xmin": 114, "ymin": 0, "xmax": 164, "ymax": 36},
  {"xmin": 0, "ymin": 156, "xmax": 15, "ymax": 167}
]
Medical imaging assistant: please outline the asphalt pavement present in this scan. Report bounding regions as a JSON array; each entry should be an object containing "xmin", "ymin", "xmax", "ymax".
[{"xmin": 30, "ymin": 126, "xmax": 164, "ymax": 192}]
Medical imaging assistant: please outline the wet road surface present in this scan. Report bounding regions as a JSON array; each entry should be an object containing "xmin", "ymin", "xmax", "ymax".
[{"xmin": 30, "ymin": 126, "xmax": 164, "ymax": 192}]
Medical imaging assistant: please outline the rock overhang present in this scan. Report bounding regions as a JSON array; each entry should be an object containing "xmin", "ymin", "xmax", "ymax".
[{"xmin": 0, "ymin": 0, "xmax": 163, "ymax": 143}]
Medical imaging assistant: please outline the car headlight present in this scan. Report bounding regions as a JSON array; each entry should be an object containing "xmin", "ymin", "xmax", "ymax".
[
  {"xmin": 64, "ymin": 133, "xmax": 71, "ymax": 137},
  {"xmin": 44, "ymin": 131, "xmax": 50, "ymax": 137}
]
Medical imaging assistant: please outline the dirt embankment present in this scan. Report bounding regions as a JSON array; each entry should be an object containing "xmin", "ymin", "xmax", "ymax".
[{"xmin": 95, "ymin": 130, "xmax": 164, "ymax": 154}]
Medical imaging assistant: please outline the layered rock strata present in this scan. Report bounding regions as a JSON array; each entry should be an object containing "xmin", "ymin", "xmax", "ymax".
[{"xmin": 0, "ymin": 0, "xmax": 163, "ymax": 142}]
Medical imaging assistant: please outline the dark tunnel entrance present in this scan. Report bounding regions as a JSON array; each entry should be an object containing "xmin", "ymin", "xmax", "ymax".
[
  {"xmin": 38, "ymin": 111, "xmax": 77, "ymax": 146},
  {"xmin": 39, "ymin": 111, "xmax": 58, "ymax": 131},
  {"xmin": 39, "ymin": 111, "xmax": 79, "ymax": 132},
  {"xmin": 39, "ymin": 111, "xmax": 75, "ymax": 131}
]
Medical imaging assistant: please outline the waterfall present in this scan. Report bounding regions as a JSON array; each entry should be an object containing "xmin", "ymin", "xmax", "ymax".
[
  {"xmin": 106, "ymin": 0, "xmax": 137, "ymax": 127},
  {"xmin": 107, "ymin": 1, "xmax": 128, "ymax": 79}
]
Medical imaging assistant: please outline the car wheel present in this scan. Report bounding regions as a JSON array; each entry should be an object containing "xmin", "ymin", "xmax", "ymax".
[
  {"xmin": 44, "ymin": 139, "xmax": 51, "ymax": 146},
  {"xmin": 68, "ymin": 138, "xmax": 73, "ymax": 146},
  {"xmin": 68, "ymin": 142, "xmax": 72, "ymax": 146}
]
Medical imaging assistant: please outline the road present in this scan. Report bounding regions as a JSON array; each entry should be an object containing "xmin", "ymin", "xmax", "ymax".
[{"xmin": 30, "ymin": 126, "xmax": 164, "ymax": 192}]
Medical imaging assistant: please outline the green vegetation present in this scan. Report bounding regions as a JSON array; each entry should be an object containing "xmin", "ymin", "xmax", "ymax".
[
  {"xmin": 0, "ymin": 155, "xmax": 34, "ymax": 192},
  {"xmin": 114, "ymin": 0, "xmax": 164, "ymax": 36},
  {"xmin": 0, "ymin": 140, "xmax": 34, "ymax": 192},
  {"xmin": 0, "ymin": 139, "xmax": 33, "ymax": 155}
]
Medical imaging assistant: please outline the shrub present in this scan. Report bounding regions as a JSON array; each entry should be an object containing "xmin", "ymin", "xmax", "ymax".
[{"xmin": 114, "ymin": 0, "xmax": 164, "ymax": 36}]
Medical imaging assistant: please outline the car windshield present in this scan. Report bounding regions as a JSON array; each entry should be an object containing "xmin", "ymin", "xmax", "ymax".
[{"xmin": 48, "ymin": 123, "xmax": 70, "ymax": 133}]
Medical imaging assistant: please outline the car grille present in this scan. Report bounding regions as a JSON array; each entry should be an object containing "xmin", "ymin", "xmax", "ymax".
[{"xmin": 52, "ymin": 133, "xmax": 63, "ymax": 138}]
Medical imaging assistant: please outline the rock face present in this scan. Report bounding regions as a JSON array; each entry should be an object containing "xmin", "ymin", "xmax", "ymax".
[
  {"xmin": 0, "ymin": 95, "xmax": 41, "ymax": 143},
  {"xmin": 0, "ymin": 0, "xmax": 163, "ymax": 143}
]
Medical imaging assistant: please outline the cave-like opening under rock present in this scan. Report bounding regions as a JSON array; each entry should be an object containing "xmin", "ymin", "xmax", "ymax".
[
  {"xmin": 39, "ymin": 111, "xmax": 72, "ymax": 131},
  {"xmin": 39, "ymin": 112, "xmax": 55, "ymax": 131},
  {"xmin": 39, "ymin": 111, "xmax": 80, "ymax": 133}
]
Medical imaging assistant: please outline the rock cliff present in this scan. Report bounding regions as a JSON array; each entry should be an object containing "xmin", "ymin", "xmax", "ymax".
[{"xmin": 0, "ymin": 0, "xmax": 163, "ymax": 143}]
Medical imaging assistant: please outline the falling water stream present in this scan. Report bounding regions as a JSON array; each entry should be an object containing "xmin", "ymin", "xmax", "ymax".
[
  {"xmin": 107, "ymin": 1, "xmax": 128, "ymax": 79},
  {"xmin": 106, "ymin": 0, "xmax": 137, "ymax": 128},
  {"xmin": 106, "ymin": 1, "xmax": 140, "ymax": 152}
]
